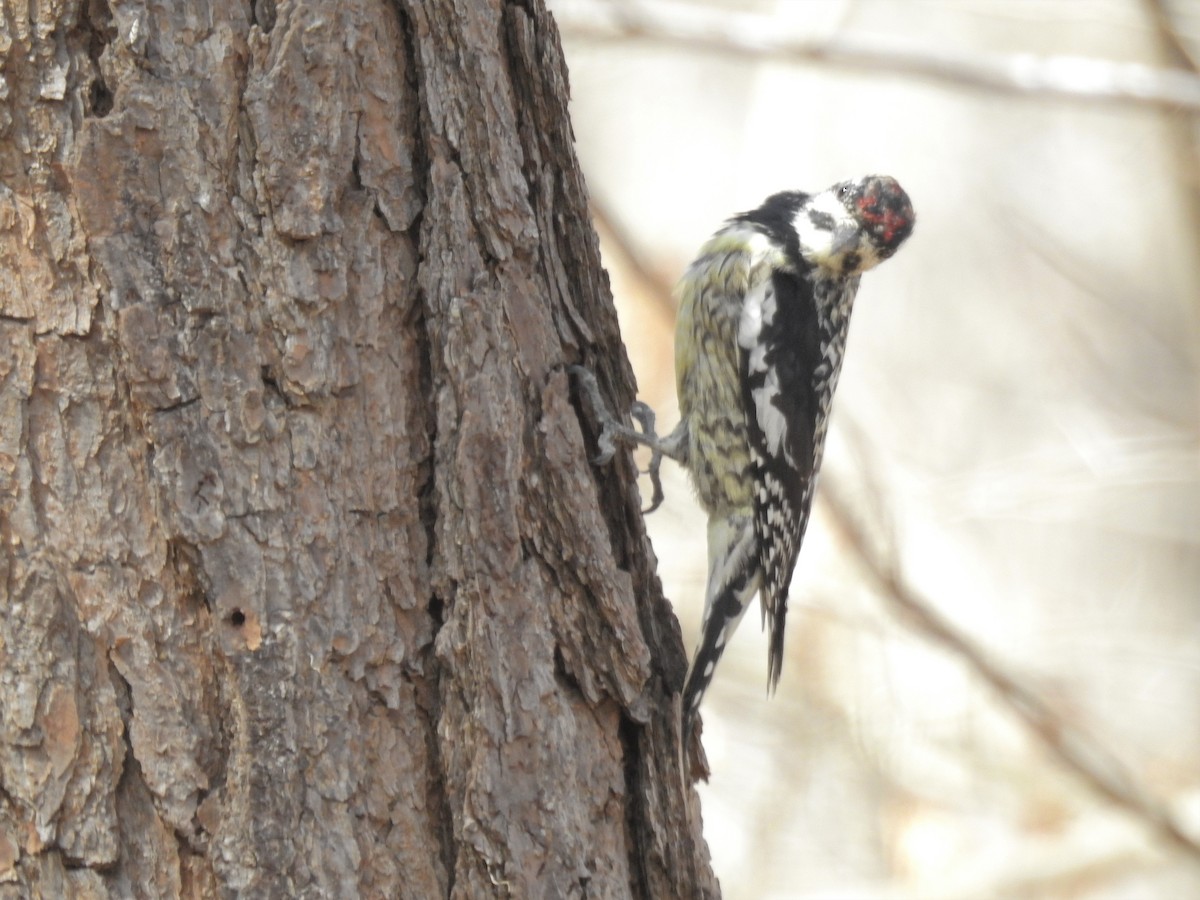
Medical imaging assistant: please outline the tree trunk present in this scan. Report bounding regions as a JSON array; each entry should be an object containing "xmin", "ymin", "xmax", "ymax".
[{"xmin": 0, "ymin": 1, "xmax": 717, "ymax": 896}]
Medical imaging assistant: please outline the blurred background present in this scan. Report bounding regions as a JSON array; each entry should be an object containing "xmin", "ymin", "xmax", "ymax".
[{"xmin": 548, "ymin": 1, "xmax": 1200, "ymax": 897}]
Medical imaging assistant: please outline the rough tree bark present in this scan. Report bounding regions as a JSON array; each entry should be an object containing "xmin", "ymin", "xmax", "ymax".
[{"xmin": 0, "ymin": 1, "xmax": 718, "ymax": 896}]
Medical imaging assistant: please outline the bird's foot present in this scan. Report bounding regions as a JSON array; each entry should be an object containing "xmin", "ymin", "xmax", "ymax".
[{"xmin": 568, "ymin": 365, "xmax": 681, "ymax": 513}]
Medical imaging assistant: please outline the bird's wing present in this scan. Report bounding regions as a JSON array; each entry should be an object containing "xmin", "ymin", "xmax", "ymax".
[{"xmin": 737, "ymin": 267, "xmax": 822, "ymax": 690}]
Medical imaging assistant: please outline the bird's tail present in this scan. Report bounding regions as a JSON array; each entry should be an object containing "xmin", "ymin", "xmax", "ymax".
[{"xmin": 681, "ymin": 514, "xmax": 760, "ymax": 732}]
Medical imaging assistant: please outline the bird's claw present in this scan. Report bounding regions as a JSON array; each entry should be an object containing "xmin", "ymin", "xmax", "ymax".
[
  {"xmin": 630, "ymin": 400, "xmax": 657, "ymax": 436},
  {"xmin": 569, "ymin": 364, "xmax": 671, "ymax": 514},
  {"xmin": 627, "ymin": 402, "xmax": 670, "ymax": 512},
  {"xmin": 570, "ymin": 366, "xmax": 620, "ymax": 464},
  {"xmin": 592, "ymin": 432, "xmax": 617, "ymax": 467}
]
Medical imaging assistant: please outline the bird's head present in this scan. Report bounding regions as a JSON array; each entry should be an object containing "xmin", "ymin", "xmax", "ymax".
[{"xmin": 794, "ymin": 175, "xmax": 915, "ymax": 275}]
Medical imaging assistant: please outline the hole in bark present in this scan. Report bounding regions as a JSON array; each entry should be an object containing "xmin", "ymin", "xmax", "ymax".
[
  {"xmin": 226, "ymin": 608, "xmax": 263, "ymax": 651},
  {"xmin": 553, "ymin": 645, "xmax": 581, "ymax": 696},
  {"xmin": 253, "ymin": 0, "xmax": 277, "ymax": 32},
  {"xmin": 88, "ymin": 78, "xmax": 113, "ymax": 117}
]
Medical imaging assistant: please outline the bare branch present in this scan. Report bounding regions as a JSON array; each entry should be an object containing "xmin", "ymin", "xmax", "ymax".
[
  {"xmin": 818, "ymin": 477, "xmax": 1200, "ymax": 861},
  {"xmin": 557, "ymin": 1, "xmax": 1200, "ymax": 113}
]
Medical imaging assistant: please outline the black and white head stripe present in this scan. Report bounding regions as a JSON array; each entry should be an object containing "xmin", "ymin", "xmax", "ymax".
[{"xmin": 733, "ymin": 191, "xmax": 808, "ymax": 270}]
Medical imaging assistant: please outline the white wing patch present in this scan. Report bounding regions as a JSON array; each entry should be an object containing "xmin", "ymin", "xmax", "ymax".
[
  {"xmin": 737, "ymin": 277, "xmax": 774, "ymax": 353},
  {"xmin": 738, "ymin": 279, "xmax": 793, "ymax": 463},
  {"xmin": 750, "ymin": 378, "xmax": 788, "ymax": 461}
]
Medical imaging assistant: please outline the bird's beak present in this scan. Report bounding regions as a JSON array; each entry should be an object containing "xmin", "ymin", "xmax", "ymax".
[{"xmin": 830, "ymin": 226, "xmax": 861, "ymax": 258}]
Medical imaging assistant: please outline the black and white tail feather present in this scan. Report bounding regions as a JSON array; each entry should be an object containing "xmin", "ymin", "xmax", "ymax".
[
  {"xmin": 680, "ymin": 513, "xmax": 760, "ymax": 724},
  {"xmin": 574, "ymin": 175, "xmax": 914, "ymax": 744}
]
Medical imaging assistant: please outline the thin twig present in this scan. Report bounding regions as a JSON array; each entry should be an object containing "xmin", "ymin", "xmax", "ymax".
[{"xmin": 557, "ymin": 2, "xmax": 1200, "ymax": 113}]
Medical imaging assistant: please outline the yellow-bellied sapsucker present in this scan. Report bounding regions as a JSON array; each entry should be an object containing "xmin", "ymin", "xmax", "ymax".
[{"xmin": 574, "ymin": 175, "xmax": 915, "ymax": 734}]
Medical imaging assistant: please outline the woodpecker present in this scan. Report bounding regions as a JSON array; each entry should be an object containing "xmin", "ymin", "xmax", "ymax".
[{"xmin": 574, "ymin": 175, "xmax": 915, "ymax": 733}]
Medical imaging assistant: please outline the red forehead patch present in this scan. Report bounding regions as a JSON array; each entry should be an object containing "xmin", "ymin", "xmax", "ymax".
[{"xmin": 857, "ymin": 184, "xmax": 912, "ymax": 246}]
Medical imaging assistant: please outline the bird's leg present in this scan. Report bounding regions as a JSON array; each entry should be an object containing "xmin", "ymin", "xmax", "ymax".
[{"xmin": 569, "ymin": 365, "xmax": 687, "ymax": 513}]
